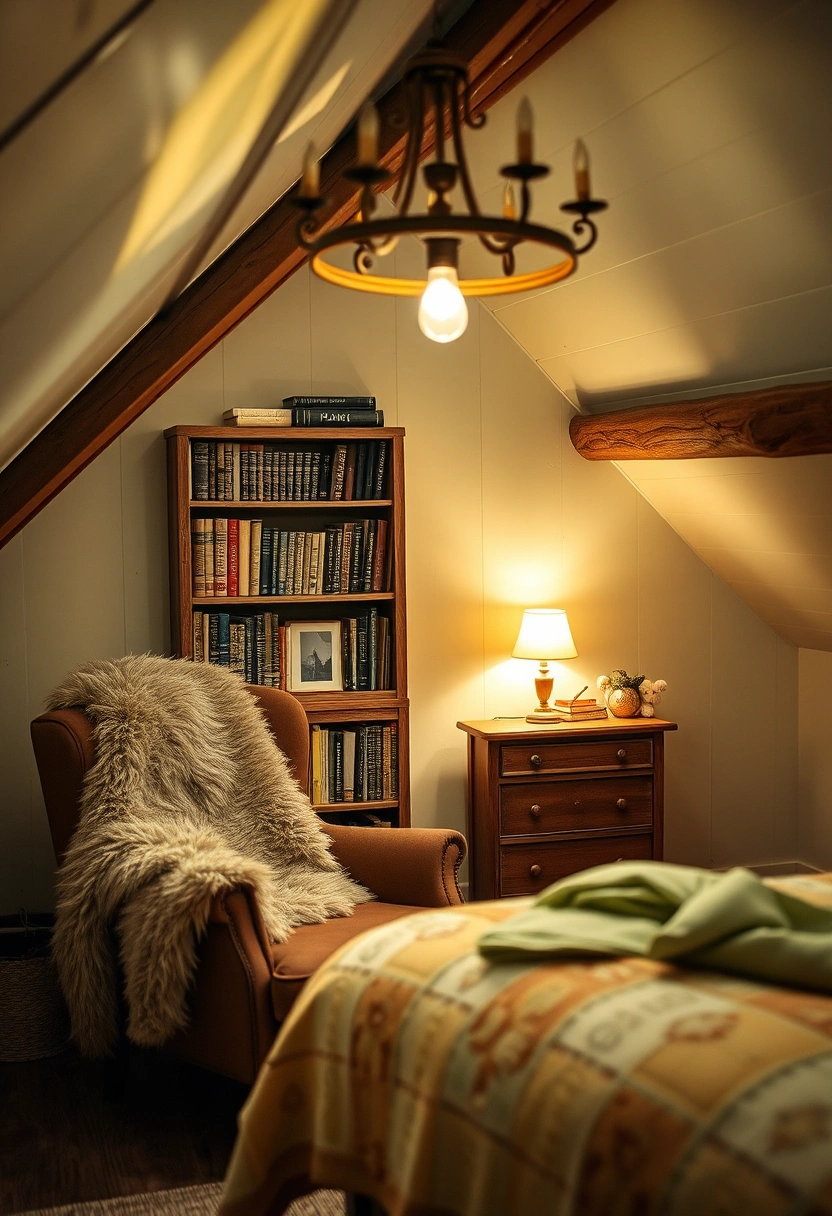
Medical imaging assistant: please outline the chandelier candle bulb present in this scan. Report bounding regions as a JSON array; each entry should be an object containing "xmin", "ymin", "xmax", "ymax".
[
  {"xmin": 516, "ymin": 98, "xmax": 533, "ymax": 164},
  {"xmin": 357, "ymin": 99, "xmax": 379, "ymax": 166},
  {"xmin": 418, "ymin": 266, "xmax": 468, "ymax": 343},
  {"xmin": 573, "ymin": 139, "xmax": 590, "ymax": 201},
  {"xmin": 300, "ymin": 141, "xmax": 320, "ymax": 197},
  {"xmin": 503, "ymin": 181, "xmax": 516, "ymax": 220}
]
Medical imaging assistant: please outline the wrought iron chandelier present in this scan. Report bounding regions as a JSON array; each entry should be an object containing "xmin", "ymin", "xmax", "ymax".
[{"xmin": 292, "ymin": 39, "xmax": 607, "ymax": 343}]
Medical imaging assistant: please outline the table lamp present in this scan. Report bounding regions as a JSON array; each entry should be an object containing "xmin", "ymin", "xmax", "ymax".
[{"xmin": 512, "ymin": 608, "xmax": 577, "ymax": 723}]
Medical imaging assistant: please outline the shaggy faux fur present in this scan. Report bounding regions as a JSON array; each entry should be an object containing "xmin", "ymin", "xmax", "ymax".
[{"xmin": 47, "ymin": 655, "xmax": 369, "ymax": 1057}]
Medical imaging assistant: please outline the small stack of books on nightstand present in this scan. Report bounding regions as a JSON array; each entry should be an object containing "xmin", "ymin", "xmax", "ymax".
[{"xmin": 552, "ymin": 697, "xmax": 608, "ymax": 722}]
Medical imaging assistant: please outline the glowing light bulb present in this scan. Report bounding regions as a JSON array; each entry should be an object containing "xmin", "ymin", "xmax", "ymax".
[{"xmin": 417, "ymin": 266, "xmax": 468, "ymax": 343}]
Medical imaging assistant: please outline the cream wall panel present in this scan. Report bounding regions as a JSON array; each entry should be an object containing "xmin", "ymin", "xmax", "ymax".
[
  {"xmin": 636, "ymin": 498, "xmax": 712, "ymax": 867},
  {"xmin": 0, "ymin": 536, "xmax": 36, "ymax": 908},
  {"xmin": 310, "ymin": 264, "xmax": 398, "ymax": 424},
  {"xmin": 537, "ymin": 286, "xmax": 832, "ymax": 406},
  {"xmin": 559, "ymin": 397, "xmax": 640, "ymax": 691},
  {"xmin": 223, "ymin": 271, "xmax": 311, "ymax": 408},
  {"xmin": 122, "ymin": 345, "xmax": 226, "ymax": 654},
  {"xmin": 395, "ymin": 239, "xmax": 484, "ymax": 838},
  {"xmin": 696, "ymin": 549, "xmax": 832, "ymax": 592},
  {"xmin": 495, "ymin": 190, "xmax": 832, "ymax": 364},
  {"xmin": 774, "ymin": 638, "xmax": 799, "ymax": 861},
  {"xmin": 634, "ymin": 458, "xmax": 832, "ymax": 514},
  {"xmin": 798, "ymin": 648, "xmax": 832, "ymax": 869},
  {"xmin": 726, "ymin": 582, "xmax": 832, "ymax": 619},
  {"xmin": 710, "ymin": 578, "xmax": 778, "ymax": 867},
  {"xmin": 478, "ymin": 318, "xmax": 565, "ymax": 719}
]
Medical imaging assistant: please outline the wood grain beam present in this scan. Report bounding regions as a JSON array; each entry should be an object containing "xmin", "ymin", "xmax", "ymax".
[
  {"xmin": 569, "ymin": 381, "xmax": 832, "ymax": 460},
  {"xmin": 0, "ymin": 0, "xmax": 615, "ymax": 549}
]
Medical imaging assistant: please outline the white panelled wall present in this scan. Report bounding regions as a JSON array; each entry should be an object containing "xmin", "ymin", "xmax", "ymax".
[{"xmin": 0, "ymin": 255, "xmax": 803, "ymax": 911}]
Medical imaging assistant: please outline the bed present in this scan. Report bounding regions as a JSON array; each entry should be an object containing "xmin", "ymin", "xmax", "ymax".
[{"xmin": 219, "ymin": 873, "xmax": 832, "ymax": 1216}]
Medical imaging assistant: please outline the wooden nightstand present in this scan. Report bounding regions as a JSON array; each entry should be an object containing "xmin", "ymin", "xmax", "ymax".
[{"xmin": 457, "ymin": 717, "xmax": 678, "ymax": 901}]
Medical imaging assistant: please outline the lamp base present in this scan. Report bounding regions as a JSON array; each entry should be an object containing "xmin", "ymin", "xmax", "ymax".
[{"xmin": 525, "ymin": 706, "xmax": 562, "ymax": 724}]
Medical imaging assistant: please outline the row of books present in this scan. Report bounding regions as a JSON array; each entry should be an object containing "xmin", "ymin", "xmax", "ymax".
[
  {"xmin": 310, "ymin": 722, "xmax": 399, "ymax": 805},
  {"xmin": 192, "ymin": 609, "xmax": 392, "ymax": 691},
  {"xmin": 191, "ymin": 440, "xmax": 389, "ymax": 502},
  {"xmin": 191, "ymin": 518, "xmax": 388, "ymax": 598}
]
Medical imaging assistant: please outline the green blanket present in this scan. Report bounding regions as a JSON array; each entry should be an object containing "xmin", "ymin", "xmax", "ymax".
[{"xmin": 477, "ymin": 862, "xmax": 832, "ymax": 991}]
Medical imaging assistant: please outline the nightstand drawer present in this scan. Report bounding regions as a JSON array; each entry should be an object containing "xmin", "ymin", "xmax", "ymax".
[
  {"xmin": 500, "ymin": 737, "xmax": 653, "ymax": 777},
  {"xmin": 500, "ymin": 776, "xmax": 653, "ymax": 837},
  {"xmin": 500, "ymin": 834, "xmax": 653, "ymax": 897}
]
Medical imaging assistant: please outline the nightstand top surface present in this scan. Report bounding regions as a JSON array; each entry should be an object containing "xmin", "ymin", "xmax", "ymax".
[{"xmin": 457, "ymin": 717, "xmax": 677, "ymax": 741}]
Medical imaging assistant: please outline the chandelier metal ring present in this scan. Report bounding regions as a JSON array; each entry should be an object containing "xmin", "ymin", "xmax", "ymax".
[{"xmin": 306, "ymin": 214, "xmax": 578, "ymax": 298}]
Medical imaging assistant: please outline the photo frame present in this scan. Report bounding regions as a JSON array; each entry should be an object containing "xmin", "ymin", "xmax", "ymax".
[{"xmin": 287, "ymin": 621, "xmax": 342, "ymax": 692}]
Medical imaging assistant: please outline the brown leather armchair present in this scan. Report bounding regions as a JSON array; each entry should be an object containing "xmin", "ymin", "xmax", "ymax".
[{"xmin": 31, "ymin": 685, "xmax": 467, "ymax": 1084}]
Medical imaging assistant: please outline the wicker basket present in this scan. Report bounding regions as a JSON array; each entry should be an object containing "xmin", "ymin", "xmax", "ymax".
[{"xmin": 0, "ymin": 917, "xmax": 70, "ymax": 1061}]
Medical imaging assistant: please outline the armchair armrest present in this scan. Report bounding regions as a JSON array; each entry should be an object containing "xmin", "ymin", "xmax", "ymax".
[{"xmin": 322, "ymin": 825, "xmax": 467, "ymax": 907}]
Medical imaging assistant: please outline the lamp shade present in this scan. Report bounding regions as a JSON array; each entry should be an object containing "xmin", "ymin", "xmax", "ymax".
[{"xmin": 512, "ymin": 608, "xmax": 577, "ymax": 660}]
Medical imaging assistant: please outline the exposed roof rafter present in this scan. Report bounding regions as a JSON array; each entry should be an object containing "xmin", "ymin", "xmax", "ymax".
[{"xmin": 569, "ymin": 380, "xmax": 832, "ymax": 460}]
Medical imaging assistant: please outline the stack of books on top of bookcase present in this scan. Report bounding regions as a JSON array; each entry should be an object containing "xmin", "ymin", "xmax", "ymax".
[
  {"xmin": 310, "ymin": 722, "xmax": 398, "ymax": 806},
  {"xmin": 191, "ymin": 438, "xmax": 389, "ymax": 502}
]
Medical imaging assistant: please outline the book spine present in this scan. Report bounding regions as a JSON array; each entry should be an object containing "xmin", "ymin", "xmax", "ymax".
[
  {"xmin": 270, "ymin": 612, "xmax": 281, "ymax": 688},
  {"xmin": 238, "ymin": 519, "xmax": 251, "ymax": 599},
  {"xmin": 390, "ymin": 722, "xmax": 398, "ymax": 797},
  {"xmin": 227, "ymin": 519, "xmax": 239, "ymax": 597},
  {"xmin": 255, "ymin": 614, "xmax": 266, "ymax": 685},
  {"xmin": 318, "ymin": 451, "xmax": 331, "ymax": 499},
  {"xmin": 356, "ymin": 726, "xmax": 367, "ymax": 802},
  {"xmin": 192, "ymin": 442, "xmax": 209, "ymax": 500},
  {"xmin": 343, "ymin": 730, "xmax": 356, "ymax": 802},
  {"xmin": 283, "ymin": 396, "xmax": 376, "ymax": 406},
  {"xmin": 203, "ymin": 519, "xmax": 215, "ymax": 596},
  {"xmin": 330, "ymin": 445, "xmax": 348, "ymax": 500},
  {"xmin": 343, "ymin": 444, "xmax": 357, "ymax": 501},
  {"xmin": 216, "ymin": 443, "xmax": 226, "ymax": 501},
  {"xmin": 301, "ymin": 451, "xmax": 312, "ymax": 500},
  {"xmin": 232, "ymin": 444, "xmax": 241, "ymax": 501},
  {"xmin": 340, "ymin": 523, "xmax": 353, "ymax": 594},
  {"xmin": 260, "ymin": 527, "xmax": 273, "ymax": 596},
  {"xmin": 310, "ymin": 451, "xmax": 321, "ymax": 501},
  {"xmin": 349, "ymin": 521, "xmax": 365, "ymax": 594},
  {"xmin": 278, "ymin": 451, "xmax": 287, "ymax": 501},
  {"xmin": 208, "ymin": 614, "xmax": 219, "ymax": 665},
  {"xmin": 353, "ymin": 444, "xmax": 367, "ymax": 502},
  {"xmin": 368, "ymin": 606, "xmax": 378, "ymax": 690},
  {"xmin": 372, "ymin": 519, "xmax": 388, "ymax": 593},
  {"xmin": 362, "ymin": 518, "xmax": 377, "ymax": 592},
  {"xmin": 255, "ymin": 445, "xmax": 264, "ymax": 501},
  {"xmin": 382, "ymin": 726, "xmax": 392, "ymax": 800},
  {"xmin": 357, "ymin": 613, "xmax": 369, "ymax": 691},
  {"xmin": 293, "ymin": 451, "xmax": 303, "ymax": 501},
  {"xmin": 224, "ymin": 443, "xmax": 234, "ymax": 501},
  {"xmin": 293, "ymin": 532, "xmax": 306, "ymax": 594},
  {"xmin": 214, "ymin": 518, "xmax": 228, "ymax": 595},
  {"xmin": 222, "ymin": 408, "xmax": 293, "ymax": 424},
  {"xmin": 239, "ymin": 445, "xmax": 248, "ymax": 501},
  {"xmin": 263, "ymin": 614, "xmax": 274, "ymax": 686},
  {"xmin": 264, "ymin": 448, "xmax": 274, "ymax": 501},
  {"xmin": 208, "ymin": 443, "xmax": 217, "ymax": 500},
  {"xmin": 249, "ymin": 520, "xmax": 262, "ymax": 595},
  {"xmin": 362, "ymin": 441, "xmax": 377, "ymax": 500},
  {"xmin": 310, "ymin": 725, "xmax": 323, "ymax": 805},
  {"xmin": 229, "ymin": 620, "xmax": 246, "ymax": 676},
  {"xmin": 333, "ymin": 731, "xmax": 344, "ymax": 802},
  {"xmin": 244, "ymin": 617, "xmax": 254, "ymax": 682},
  {"xmin": 292, "ymin": 408, "xmax": 384, "ymax": 427},
  {"xmin": 192, "ymin": 611, "xmax": 203, "ymax": 661},
  {"xmin": 373, "ymin": 439, "xmax": 388, "ymax": 499},
  {"xmin": 192, "ymin": 518, "xmax": 206, "ymax": 597}
]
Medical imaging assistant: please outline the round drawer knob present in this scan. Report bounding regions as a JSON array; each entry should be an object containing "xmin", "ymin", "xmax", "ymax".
[
  {"xmin": 617, "ymin": 748, "xmax": 627, "ymax": 760},
  {"xmin": 529, "ymin": 804, "xmax": 541, "ymax": 819},
  {"xmin": 530, "ymin": 864, "xmax": 542, "ymax": 878},
  {"xmin": 530, "ymin": 754, "xmax": 542, "ymax": 768},
  {"xmin": 616, "ymin": 798, "xmax": 628, "ymax": 810}
]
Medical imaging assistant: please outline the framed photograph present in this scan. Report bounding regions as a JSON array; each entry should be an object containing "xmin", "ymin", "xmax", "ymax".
[{"xmin": 287, "ymin": 621, "xmax": 342, "ymax": 692}]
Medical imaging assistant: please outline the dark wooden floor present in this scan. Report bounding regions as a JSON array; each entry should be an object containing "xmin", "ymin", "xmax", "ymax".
[{"xmin": 0, "ymin": 1046, "xmax": 246, "ymax": 1214}]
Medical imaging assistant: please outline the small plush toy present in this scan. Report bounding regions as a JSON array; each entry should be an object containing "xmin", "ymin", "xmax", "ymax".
[{"xmin": 637, "ymin": 677, "xmax": 667, "ymax": 718}]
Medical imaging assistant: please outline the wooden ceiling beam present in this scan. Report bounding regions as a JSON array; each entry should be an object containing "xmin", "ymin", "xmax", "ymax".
[
  {"xmin": 0, "ymin": 0, "xmax": 615, "ymax": 548},
  {"xmin": 569, "ymin": 381, "xmax": 832, "ymax": 460}
]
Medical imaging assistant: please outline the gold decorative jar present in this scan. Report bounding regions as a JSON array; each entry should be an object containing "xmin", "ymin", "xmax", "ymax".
[{"xmin": 607, "ymin": 687, "xmax": 641, "ymax": 718}]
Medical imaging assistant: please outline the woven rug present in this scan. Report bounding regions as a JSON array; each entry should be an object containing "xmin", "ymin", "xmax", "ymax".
[{"xmin": 13, "ymin": 1182, "xmax": 346, "ymax": 1215}]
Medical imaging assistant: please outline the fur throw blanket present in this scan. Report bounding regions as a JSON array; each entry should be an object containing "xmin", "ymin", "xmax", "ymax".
[{"xmin": 47, "ymin": 654, "xmax": 369, "ymax": 1057}]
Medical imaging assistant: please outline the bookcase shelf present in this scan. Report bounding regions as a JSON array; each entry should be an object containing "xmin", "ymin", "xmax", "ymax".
[{"xmin": 166, "ymin": 425, "xmax": 410, "ymax": 826}]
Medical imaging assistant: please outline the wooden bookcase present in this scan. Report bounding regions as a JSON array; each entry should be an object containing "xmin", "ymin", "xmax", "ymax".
[{"xmin": 165, "ymin": 425, "xmax": 410, "ymax": 826}]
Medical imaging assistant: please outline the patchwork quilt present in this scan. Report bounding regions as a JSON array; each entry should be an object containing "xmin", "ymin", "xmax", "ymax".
[{"xmin": 221, "ymin": 873, "xmax": 832, "ymax": 1216}]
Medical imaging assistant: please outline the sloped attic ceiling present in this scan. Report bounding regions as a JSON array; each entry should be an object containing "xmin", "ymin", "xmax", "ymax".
[
  {"xmin": 456, "ymin": 0, "xmax": 832, "ymax": 652},
  {"xmin": 0, "ymin": 0, "xmax": 437, "ymax": 473}
]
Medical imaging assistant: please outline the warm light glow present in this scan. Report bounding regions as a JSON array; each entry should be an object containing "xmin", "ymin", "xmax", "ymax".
[
  {"xmin": 417, "ymin": 266, "xmax": 468, "ymax": 343},
  {"xmin": 516, "ymin": 97, "xmax": 533, "ymax": 163},
  {"xmin": 357, "ymin": 99, "xmax": 379, "ymax": 165},
  {"xmin": 512, "ymin": 608, "xmax": 577, "ymax": 660},
  {"xmin": 503, "ymin": 181, "xmax": 516, "ymax": 219},
  {"xmin": 573, "ymin": 139, "xmax": 590, "ymax": 200}
]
